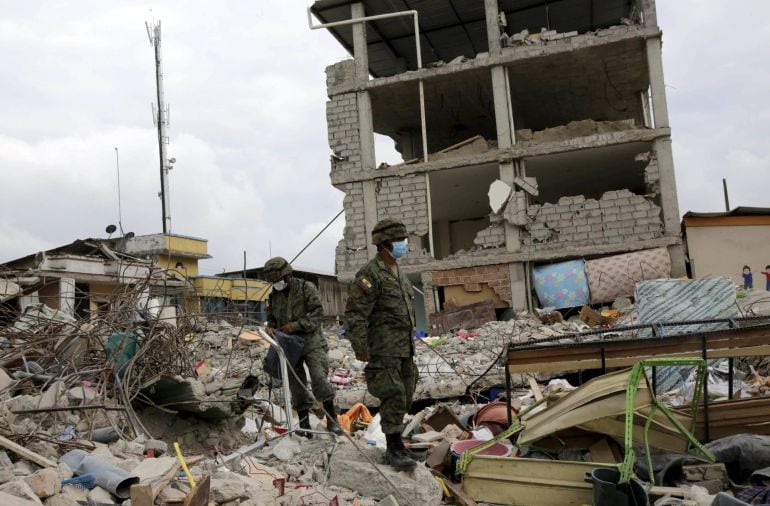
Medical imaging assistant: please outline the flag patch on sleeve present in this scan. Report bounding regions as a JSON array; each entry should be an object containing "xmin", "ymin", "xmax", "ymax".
[{"xmin": 358, "ymin": 277, "xmax": 373, "ymax": 293}]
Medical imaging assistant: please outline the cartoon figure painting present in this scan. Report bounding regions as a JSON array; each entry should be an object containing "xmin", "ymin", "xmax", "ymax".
[
  {"xmin": 762, "ymin": 265, "xmax": 770, "ymax": 291},
  {"xmin": 742, "ymin": 265, "xmax": 753, "ymax": 290}
]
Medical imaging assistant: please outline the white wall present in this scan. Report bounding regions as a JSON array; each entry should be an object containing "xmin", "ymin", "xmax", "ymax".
[{"xmin": 687, "ymin": 225, "xmax": 770, "ymax": 287}]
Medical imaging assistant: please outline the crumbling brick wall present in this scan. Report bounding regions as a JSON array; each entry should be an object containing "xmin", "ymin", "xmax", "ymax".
[
  {"xmin": 326, "ymin": 92, "xmax": 360, "ymax": 177},
  {"xmin": 474, "ymin": 224, "xmax": 506, "ymax": 248},
  {"xmin": 639, "ymin": 152, "xmax": 660, "ymax": 196},
  {"xmin": 432, "ymin": 264, "xmax": 512, "ymax": 307},
  {"xmin": 335, "ymin": 182, "xmax": 368, "ymax": 277},
  {"xmin": 523, "ymin": 189, "xmax": 663, "ymax": 246},
  {"xmin": 374, "ymin": 175, "xmax": 429, "ymax": 236}
]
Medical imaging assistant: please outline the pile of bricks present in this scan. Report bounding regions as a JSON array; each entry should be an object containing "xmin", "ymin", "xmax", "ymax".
[{"xmin": 523, "ymin": 190, "xmax": 663, "ymax": 246}]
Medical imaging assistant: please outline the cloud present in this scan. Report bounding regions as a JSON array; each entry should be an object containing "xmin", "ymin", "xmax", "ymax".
[
  {"xmin": 0, "ymin": 0, "xmax": 767, "ymax": 279},
  {"xmin": 0, "ymin": 1, "xmax": 346, "ymax": 274},
  {"xmin": 658, "ymin": 1, "xmax": 770, "ymax": 214}
]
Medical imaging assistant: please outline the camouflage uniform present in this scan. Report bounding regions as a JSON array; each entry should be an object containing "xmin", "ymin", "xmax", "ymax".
[
  {"xmin": 267, "ymin": 278, "xmax": 334, "ymax": 412},
  {"xmin": 344, "ymin": 252, "xmax": 417, "ymax": 434}
]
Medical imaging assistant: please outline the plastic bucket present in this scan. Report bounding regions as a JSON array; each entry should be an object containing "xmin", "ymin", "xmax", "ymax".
[
  {"xmin": 590, "ymin": 468, "xmax": 649, "ymax": 506},
  {"xmin": 448, "ymin": 439, "xmax": 512, "ymax": 479},
  {"xmin": 450, "ymin": 439, "xmax": 512, "ymax": 458}
]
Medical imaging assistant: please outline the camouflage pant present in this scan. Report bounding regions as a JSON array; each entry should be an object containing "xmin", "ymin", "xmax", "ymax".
[
  {"xmin": 289, "ymin": 346, "xmax": 335, "ymax": 412},
  {"xmin": 365, "ymin": 356, "xmax": 417, "ymax": 434}
]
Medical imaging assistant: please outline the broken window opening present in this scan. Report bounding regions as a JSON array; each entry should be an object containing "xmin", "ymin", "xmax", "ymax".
[
  {"xmin": 370, "ymin": 67, "xmax": 497, "ymax": 165},
  {"xmin": 506, "ymin": 38, "xmax": 649, "ymax": 135},
  {"xmin": 374, "ymin": 133, "xmax": 404, "ymax": 169},
  {"xmin": 74, "ymin": 282, "xmax": 90, "ymax": 319},
  {"xmin": 525, "ymin": 142, "xmax": 652, "ymax": 205},
  {"xmin": 430, "ymin": 162, "xmax": 501, "ymax": 260}
]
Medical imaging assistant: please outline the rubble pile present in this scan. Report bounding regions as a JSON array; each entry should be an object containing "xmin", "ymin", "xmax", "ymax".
[
  {"xmin": 323, "ymin": 315, "xmax": 590, "ymax": 409},
  {"xmin": 1, "ymin": 275, "xmax": 770, "ymax": 505},
  {"xmin": 0, "ymin": 284, "xmax": 390, "ymax": 504}
]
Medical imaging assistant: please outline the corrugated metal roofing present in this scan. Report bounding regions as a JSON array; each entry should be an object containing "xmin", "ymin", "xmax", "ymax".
[{"xmin": 311, "ymin": 0, "xmax": 633, "ymax": 78}]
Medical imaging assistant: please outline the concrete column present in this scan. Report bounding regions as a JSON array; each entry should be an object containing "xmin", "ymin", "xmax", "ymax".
[
  {"xmin": 646, "ymin": 36, "xmax": 669, "ymax": 129},
  {"xmin": 351, "ymin": 3, "xmax": 369, "ymax": 83},
  {"xmin": 491, "ymin": 66, "xmax": 514, "ymax": 149},
  {"xmin": 420, "ymin": 271, "xmax": 437, "ymax": 334},
  {"xmin": 654, "ymin": 137, "xmax": 680, "ymax": 235},
  {"xmin": 640, "ymin": 0, "xmax": 658, "ymax": 27},
  {"xmin": 509, "ymin": 262, "xmax": 528, "ymax": 311},
  {"xmin": 484, "ymin": 0, "xmax": 502, "ymax": 56},
  {"xmin": 500, "ymin": 160, "xmax": 522, "ymax": 253},
  {"xmin": 668, "ymin": 244, "xmax": 687, "ymax": 278},
  {"xmin": 352, "ymin": 3, "xmax": 378, "ymax": 257},
  {"xmin": 59, "ymin": 277, "xmax": 76, "ymax": 317}
]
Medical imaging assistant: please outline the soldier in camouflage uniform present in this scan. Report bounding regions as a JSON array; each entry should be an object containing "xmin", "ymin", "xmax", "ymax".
[
  {"xmin": 344, "ymin": 219, "xmax": 419, "ymax": 471},
  {"xmin": 264, "ymin": 257, "xmax": 343, "ymax": 436}
]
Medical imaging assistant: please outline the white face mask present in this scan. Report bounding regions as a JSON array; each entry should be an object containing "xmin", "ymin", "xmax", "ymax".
[{"xmin": 273, "ymin": 280, "xmax": 287, "ymax": 291}]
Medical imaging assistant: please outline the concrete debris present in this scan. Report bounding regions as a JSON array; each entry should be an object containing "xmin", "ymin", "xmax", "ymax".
[
  {"xmin": 516, "ymin": 118, "xmax": 640, "ymax": 144},
  {"xmin": 327, "ymin": 442, "xmax": 442, "ymax": 505},
  {"xmin": 487, "ymin": 180, "xmax": 512, "ymax": 214},
  {"xmin": 502, "ymin": 23, "xmax": 640, "ymax": 48}
]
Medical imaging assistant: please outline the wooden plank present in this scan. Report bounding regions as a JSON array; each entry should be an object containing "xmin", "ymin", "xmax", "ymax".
[
  {"xmin": 131, "ymin": 483, "xmax": 154, "ymax": 506},
  {"xmin": 443, "ymin": 478, "xmax": 478, "ymax": 506},
  {"xmin": 683, "ymin": 215, "xmax": 770, "ymax": 228},
  {"xmin": 184, "ymin": 475, "xmax": 210, "ymax": 506},
  {"xmin": 508, "ymin": 327, "xmax": 770, "ymax": 374},
  {"xmin": 649, "ymin": 486, "xmax": 688, "ymax": 497},
  {"xmin": 588, "ymin": 438, "xmax": 621, "ymax": 464},
  {"xmin": 528, "ymin": 377, "xmax": 544, "ymax": 402},
  {"xmin": 133, "ymin": 456, "xmax": 181, "ymax": 500},
  {"xmin": 0, "ymin": 435, "xmax": 57, "ymax": 468}
]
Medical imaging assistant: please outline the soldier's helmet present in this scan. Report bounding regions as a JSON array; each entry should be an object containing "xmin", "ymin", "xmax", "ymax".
[
  {"xmin": 263, "ymin": 257, "xmax": 293, "ymax": 282},
  {"xmin": 371, "ymin": 219, "xmax": 408, "ymax": 245}
]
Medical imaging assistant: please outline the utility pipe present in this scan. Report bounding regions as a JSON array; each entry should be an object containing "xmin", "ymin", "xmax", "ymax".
[
  {"xmin": 258, "ymin": 327, "xmax": 293, "ymax": 431},
  {"xmin": 307, "ymin": 6, "xmax": 429, "ymax": 161}
]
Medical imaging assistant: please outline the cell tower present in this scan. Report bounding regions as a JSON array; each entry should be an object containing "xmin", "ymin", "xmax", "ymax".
[{"xmin": 146, "ymin": 20, "xmax": 174, "ymax": 234}]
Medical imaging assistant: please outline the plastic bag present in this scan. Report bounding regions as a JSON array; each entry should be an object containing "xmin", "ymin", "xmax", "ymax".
[{"xmin": 364, "ymin": 414, "xmax": 386, "ymax": 448}]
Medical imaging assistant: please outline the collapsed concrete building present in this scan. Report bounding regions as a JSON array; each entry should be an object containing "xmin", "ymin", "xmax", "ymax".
[{"xmin": 311, "ymin": 0, "xmax": 683, "ymax": 331}]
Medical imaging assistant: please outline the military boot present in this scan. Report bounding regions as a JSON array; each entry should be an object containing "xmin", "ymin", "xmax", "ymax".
[
  {"xmin": 297, "ymin": 410, "xmax": 313, "ymax": 439},
  {"xmin": 384, "ymin": 433, "xmax": 417, "ymax": 471},
  {"xmin": 323, "ymin": 400, "xmax": 344, "ymax": 436}
]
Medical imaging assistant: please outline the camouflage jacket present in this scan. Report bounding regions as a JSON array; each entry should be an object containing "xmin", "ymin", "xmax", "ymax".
[
  {"xmin": 267, "ymin": 278, "xmax": 326, "ymax": 353},
  {"xmin": 344, "ymin": 253, "xmax": 415, "ymax": 358}
]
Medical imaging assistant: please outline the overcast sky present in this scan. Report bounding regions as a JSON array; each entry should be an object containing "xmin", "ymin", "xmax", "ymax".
[{"xmin": 0, "ymin": 1, "xmax": 767, "ymax": 275}]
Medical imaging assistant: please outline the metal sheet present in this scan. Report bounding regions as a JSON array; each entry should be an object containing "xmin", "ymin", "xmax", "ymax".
[{"xmin": 463, "ymin": 456, "xmax": 612, "ymax": 506}]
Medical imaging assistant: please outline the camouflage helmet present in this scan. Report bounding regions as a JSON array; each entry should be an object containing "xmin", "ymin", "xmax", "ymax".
[
  {"xmin": 371, "ymin": 219, "xmax": 408, "ymax": 245},
  {"xmin": 263, "ymin": 257, "xmax": 293, "ymax": 282}
]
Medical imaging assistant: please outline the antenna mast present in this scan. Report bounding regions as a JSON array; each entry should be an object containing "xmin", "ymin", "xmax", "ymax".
[
  {"xmin": 114, "ymin": 147, "xmax": 124, "ymax": 235},
  {"xmin": 146, "ymin": 20, "xmax": 172, "ymax": 234}
]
